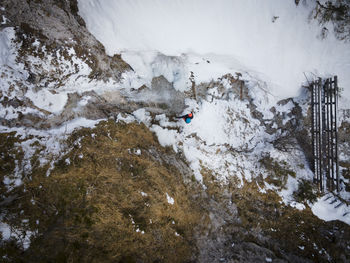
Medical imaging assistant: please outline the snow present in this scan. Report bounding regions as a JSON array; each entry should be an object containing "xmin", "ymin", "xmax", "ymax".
[
  {"xmin": 275, "ymin": 100, "xmax": 295, "ymax": 113},
  {"xmin": 290, "ymin": 202, "xmax": 306, "ymax": 211},
  {"xmin": 0, "ymin": 27, "xmax": 17, "ymax": 66},
  {"xmin": 78, "ymin": 0, "xmax": 350, "ymax": 102},
  {"xmin": 0, "ymin": 117, "xmax": 102, "ymax": 188},
  {"xmin": 185, "ymin": 99, "xmax": 261, "ymax": 147},
  {"xmin": 311, "ymin": 194, "xmax": 350, "ymax": 226},
  {"xmin": 155, "ymin": 114, "xmax": 178, "ymax": 128},
  {"xmin": 1, "ymin": 15, "xmax": 8, "ymax": 25},
  {"xmin": 0, "ymin": 106, "xmax": 43, "ymax": 120},
  {"xmin": 114, "ymin": 71, "xmax": 326, "ymax": 214},
  {"xmin": 150, "ymin": 125, "xmax": 178, "ymax": 151},
  {"xmin": 26, "ymin": 89, "xmax": 68, "ymax": 114},
  {"xmin": 0, "ymin": 0, "xmax": 349, "ymax": 249},
  {"xmin": 166, "ymin": 193, "xmax": 174, "ymax": 205},
  {"xmin": 135, "ymin": 228, "xmax": 145, "ymax": 234},
  {"xmin": 116, "ymin": 113, "xmax": 136, "ymax": 124},
  {"xmin": 0, "ymin": 221, "xmax": 34, "ymax": 250},
  {"xmin": 146, "ymin": 80, "xmax": 281, "ymax": 185},
  {"xmin": 279, "ymin": 176, "xmax": 301, "ymax": 202},
  {"xmin": 133, "ymin": 108, "xmax": 152, "ymax": 125},
  {"xmin": 0, "ymin": 26, "xmax": 120, "ymax": 121},
  {"xmin": 147, "ymin": 98, "xmax": 249, "ymax": 184},
  {"xmin": 0, "ymin": 222, "xmax": 11, "ymax": 240},
  {"xmin": 78, "ymin": 96, "xmax": 91, "ymax": 107},
  {"xmin": 121, "ymin": 51, "xmax": 189, "ymax": 92}
]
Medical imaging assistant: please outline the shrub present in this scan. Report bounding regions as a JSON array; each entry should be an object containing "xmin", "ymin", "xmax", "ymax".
[{"xmin": 293, "ymin": 179, "xmax": 318, "ymax": 204}]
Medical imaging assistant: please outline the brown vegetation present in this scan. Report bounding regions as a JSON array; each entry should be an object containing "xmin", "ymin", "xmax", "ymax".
[{"xmin": 1, "ymin": 121, "xmax": 204, "ymax": 262}]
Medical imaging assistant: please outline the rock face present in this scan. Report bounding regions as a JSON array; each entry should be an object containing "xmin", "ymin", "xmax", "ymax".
[
  {"xmin": 1, "ymin": 0, "xmax": 131, "ymax": 81},
  {"xmin": 1, "ymin": 1, "xmax": 350, "ymax": 263},
  {"xmin": 0, "ymin": 0, "xmax": 135, "ymax": 131}
]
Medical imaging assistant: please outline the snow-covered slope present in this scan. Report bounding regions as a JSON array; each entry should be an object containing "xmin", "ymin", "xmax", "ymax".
[
  {"xmin": 77, "ymin": 0, "xmax": 350, "ymax": 226},
  {"xmin": 1, "ymin": 1, "xmax": 350, "ymax": 259},
  {"xmin": 120, "ymin": 75, "xmax": 350, "ymax": 226},
  {"xmin": 78, "ymin": 0, "xmax": 350, "ymax": 102}
]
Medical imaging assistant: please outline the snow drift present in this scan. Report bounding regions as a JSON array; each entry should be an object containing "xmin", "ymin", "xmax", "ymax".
[{"xmin": 78, "ymin": 0, "xmax": 350, "ymax": 101}]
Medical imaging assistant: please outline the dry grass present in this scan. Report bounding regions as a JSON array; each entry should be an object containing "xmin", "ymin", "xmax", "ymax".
[
  {"xmin": 201, "ymin": 167, "xmax": 350, "ymax": 263},
  {"xmin": 1, "ymin": 121, "xmax": 204, "ymax": 262},
  {"xmin": 232, "ymin": 182, "xmax": 350, "ymax": 262},
  {"xmin": 259, "ymin": 155, "xmax": 296, "ymax": 190},
  {"xmin": 2, "ymin": 121, "xmax": 350, "ymax": 262},
  {"xmin": 0, "ymin": 132, "xmax": 25, "ymax": 195}
]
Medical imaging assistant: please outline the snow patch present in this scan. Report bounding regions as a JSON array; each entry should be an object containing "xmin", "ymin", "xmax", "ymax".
[
  {"xmin": 151, "ymin": 125, "xmax": 178, "ymax": 152},
  {"xmin": 0, "ymin": 27, "xmax": 16, "ymax": 66},
  {"xmin": 26, "ymin": 89, "xmax": 68, "ymax": 114},
  {"xmin": 311, "ymin": 194, "xmax": 350, "ymax": 226},
  {"xmin": 0, "ymin": 221, "xmax": 34, "ymax": 250},
  {"xmin": 133, "ymin": 108, "xmax": 152, "ymax": 125},
  {"xmin": 166, "ymin": 193, "xmax": 174, "ymax": 205}
]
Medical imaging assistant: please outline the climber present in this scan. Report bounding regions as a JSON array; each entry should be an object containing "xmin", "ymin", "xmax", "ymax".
[{"xmin": 176, "ymin": 112, "xmax": 193, "ymax": 124}]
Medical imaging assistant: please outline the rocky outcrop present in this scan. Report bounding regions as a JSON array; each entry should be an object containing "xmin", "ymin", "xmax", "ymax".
[
  {"xmin": 1, "ymin": 0, "xmax": 131, "ymax": 81},
  {"xmin": 1, "ymin": 1, "xmax": 350, "ymax": 263}
]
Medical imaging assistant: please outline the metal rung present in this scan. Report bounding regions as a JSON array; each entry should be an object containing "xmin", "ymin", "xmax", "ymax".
[{"xmin": 310, "ymin": 76, "xmax": 339, "ymax": 193}]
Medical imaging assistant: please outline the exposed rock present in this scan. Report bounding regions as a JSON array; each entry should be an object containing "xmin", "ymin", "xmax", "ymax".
[
  {"xmin": 1, "ymin": 0, "xmax": 131, "ymax": 81},
  {"xmin": 1, "ymin": 1, "xmax": 350, "ymax": 263}
]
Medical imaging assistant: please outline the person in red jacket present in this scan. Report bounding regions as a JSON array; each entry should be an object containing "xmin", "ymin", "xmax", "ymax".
[{"xmin": 176, "ymin": 112, "xmax": 193, "ymax": 123}]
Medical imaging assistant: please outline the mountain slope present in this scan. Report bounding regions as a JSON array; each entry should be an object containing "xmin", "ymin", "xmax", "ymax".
[{"xmin": 1, "ymin": 1, "xmax": 350, "ymax": 262}]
